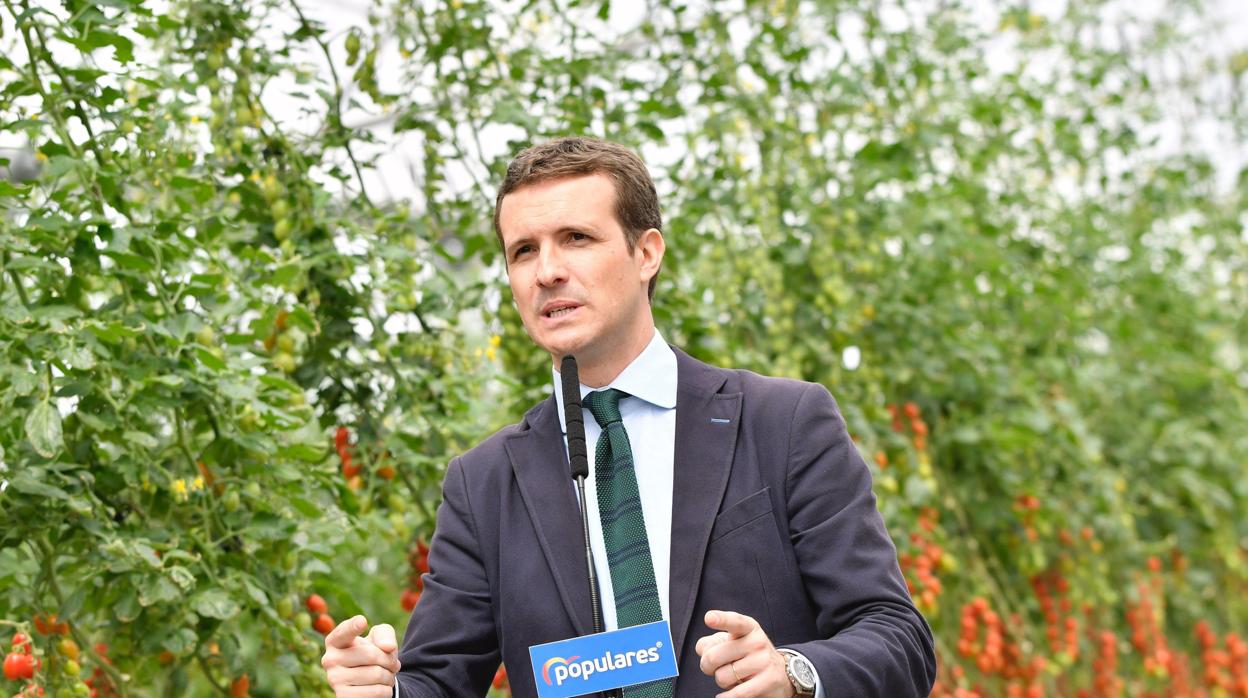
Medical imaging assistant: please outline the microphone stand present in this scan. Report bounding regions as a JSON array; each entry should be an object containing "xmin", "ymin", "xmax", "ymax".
[{"xmin": 561, "ymin": 356, "xmax": 623, "ymax": 698}]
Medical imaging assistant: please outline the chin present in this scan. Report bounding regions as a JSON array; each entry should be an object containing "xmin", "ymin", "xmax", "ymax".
[{"xmin": 539, "ymin": 333, "xmax": 594, "ymax": 364}]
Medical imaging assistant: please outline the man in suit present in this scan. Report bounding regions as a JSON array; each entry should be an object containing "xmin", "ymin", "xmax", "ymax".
[{"xmin": 321, "ymin": 137, "xmax": 936, "ymax": 697}]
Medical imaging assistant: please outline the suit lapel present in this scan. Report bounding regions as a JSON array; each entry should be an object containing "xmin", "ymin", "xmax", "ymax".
[
  {"xmin": 506, "ymin": 398, "xmax": 596, "ymax": 636},
  {"xmin": 667, "ymin": 349, "xmax": 742, "ymax": 660}
]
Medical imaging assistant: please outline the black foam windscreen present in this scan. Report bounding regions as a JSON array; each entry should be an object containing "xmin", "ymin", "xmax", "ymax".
[{"xmin": 560, "ymin": 356, "xmax": 590, "ymax": 479}]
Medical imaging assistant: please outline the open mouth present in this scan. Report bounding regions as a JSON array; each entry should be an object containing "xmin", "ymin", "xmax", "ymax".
[{"xmin": 543, "ymin": 304, "xmax": 581, "ymax": 319}]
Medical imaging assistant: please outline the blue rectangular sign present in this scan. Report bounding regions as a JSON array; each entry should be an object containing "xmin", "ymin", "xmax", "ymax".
[{"xmin": 528, "ymin": 620, "xmax": 678, "ymax": 698}]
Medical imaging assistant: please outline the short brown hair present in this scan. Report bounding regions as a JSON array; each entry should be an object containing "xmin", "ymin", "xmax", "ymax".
[{"xmin": 493, "ymin": 136, "xmax": 663, "ymax": 300}]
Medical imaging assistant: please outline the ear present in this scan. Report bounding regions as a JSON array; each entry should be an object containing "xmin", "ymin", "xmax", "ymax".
[{"xmin": 635, "ymin": 228, "xmax": 665, "ymax": 285}]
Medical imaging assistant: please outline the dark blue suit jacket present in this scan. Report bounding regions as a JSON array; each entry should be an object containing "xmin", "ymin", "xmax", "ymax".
[{"xmin": 396, "ymin": 348, "xmax": 935, "ymax": 696}]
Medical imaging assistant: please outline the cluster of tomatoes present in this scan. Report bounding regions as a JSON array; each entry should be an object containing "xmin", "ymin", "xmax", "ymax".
[
  {"xmin": 932, "ymin": 597, "xmax": 1046, "ymax": 698},
  {"xmin": 306, "ymin": 594, "xmax": 337, "ymax": 636},
  {"xmin": 4, "ymin": 634, "xmax": 39, "ymax": 690},
  {"xmin": 4, "ymin": 626, "xmax": 94, "ymax": 698},
  {"xmin": 1126, "ymin": 566, "xmax": 1171, "ymax": 677},
  {"xmin": 887, "ymin": 401, "xmax": 929, "ymax": 451},
  {"xmin": 1196, "ymin": 621, "xmax": 1248, "ymax": 696},
  {"xmin": 899, "ymin": 507, "xmax": 946, "ymax": 615},
  {"xmin": 335, "ymin": 427, "xmax": 397, "ymax": 494},
  {"xmin": 336, "ymin": 426, "xmax": 363, "ymax": 491},
  {"xmin": 1031, "ymin": 570, "xmax": 1079, "ymax": 663},
  {"xmin": 401, "ymin": 539, "xmax": 429, "ymax": 613}
]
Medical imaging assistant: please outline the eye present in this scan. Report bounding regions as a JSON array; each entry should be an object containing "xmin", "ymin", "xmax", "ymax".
[
  {"xmin": 569, "ymin": 231, "xmax": 589, "ymax": 242},
  {"xmin": 512, "ymin": 244, "xmax": 534, "ymax": 260}
]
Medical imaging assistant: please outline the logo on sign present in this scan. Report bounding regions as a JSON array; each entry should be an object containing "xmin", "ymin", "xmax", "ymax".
[
  {"xmin": 542, "ymin": 644, "xmax": 664, "ymax": 686},
  {"xmin": 528, "ymin": 620, "xmax": 678, "ymax": 698}
]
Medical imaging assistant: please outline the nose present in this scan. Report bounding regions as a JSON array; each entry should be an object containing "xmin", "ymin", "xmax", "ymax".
[{"xmin": 535, "ymin": 245, "xmax": 568, "ymax": 288}]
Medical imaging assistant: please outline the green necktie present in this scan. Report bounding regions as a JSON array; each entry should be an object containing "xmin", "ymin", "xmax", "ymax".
[{"xmin": 583, "ymin": 389, "xmax": 673, "ymax": 698}]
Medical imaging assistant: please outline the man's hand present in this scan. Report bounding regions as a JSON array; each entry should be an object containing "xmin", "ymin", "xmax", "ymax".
[
  {"xmin": 695, "ymin": 610, "xmax": 794, "ymax": 698},
  {"xmin": 322, "ymin": 615, "xmax": 401, "ymax": 697}
]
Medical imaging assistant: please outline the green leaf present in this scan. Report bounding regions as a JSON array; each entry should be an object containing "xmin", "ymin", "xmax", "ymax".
[
  {"xmin": 101, "ymin": 249, "xmax": 156, "ymax": 272},
  {"xmin": 277, "ymin": 443, "xmax": 326, "ymax": 462},
  {"xmin": 139, "ymin": 574, "xmax": 179, "ymax": 607},
  {"xmin": 86, "ymin": 320, "xmax": 144, "ymax": 344},
  {"xmin": 123, "ymin": 430, "xmax": 159, "ymax": 450},
  {"xmin": 32, "ymin": 305, "xmax": 83, "ymax": 324},
  {"xmin": 7, "ymin": 470, "xmax": 69, "ymax": 499},
  {"xmin": 114, "ymin": 586, "xmax": 141, "ymax": 621},
  {"xmin": 25, "ymin": 400, "xmax": 63, "ymax": 458},
  {"xmin": 195, "ymin": 346, "xmax": 226, "ymax": 371},
  {"xmin": 161, "ymin": 627, "xmax": 198, "ymax": 655},
  {"xmin": 0, "ymin": 180, "xmax": 30, "ymax": 198},
  {"xmin": 192, "ymin": 588, "xmax": 241, "ymax": 620}
]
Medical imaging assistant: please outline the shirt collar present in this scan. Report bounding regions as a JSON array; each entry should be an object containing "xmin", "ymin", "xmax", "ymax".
[{"xmin": 552, "ymin": 329, "xmax": 678, "ymax": 434}]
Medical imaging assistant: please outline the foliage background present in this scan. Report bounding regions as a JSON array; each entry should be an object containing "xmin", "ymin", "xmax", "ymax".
[{"xmin": 1, "ymin": 0, "xmax": 1246, "ymax": 695}]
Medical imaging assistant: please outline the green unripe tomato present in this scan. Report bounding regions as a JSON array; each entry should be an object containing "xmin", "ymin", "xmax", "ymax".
[
  {"xmin": 244, "ymin": 481, "xmax": 262, "ymax": 499},
  {"xmin": 196, "ymin": 325, "xmax": 216, "ymax": 346},
  {"xmin": 64, "ymin": 659, "xmax": 81, "ymax": 677},
  {"xmin": 294, "ymin": 611, "xmax": 312, "ymax": 631},
  {"xmin": 274, "ymin": 217, "xmax": 293, "ymax": 241},
  {"xmin": 277, "ymin": 333, "xmax": 296, "ymax": 353},
  {"xmin": 276, "ymin": 596, "xmax": 294, "ymax": 619},
  {"xmin": 274, "ymin": 351, "xmax": 296, "ymax": 373},
  {"xmin": 222, "ymin": 491, "xmax": 241, "ymax": 513}
]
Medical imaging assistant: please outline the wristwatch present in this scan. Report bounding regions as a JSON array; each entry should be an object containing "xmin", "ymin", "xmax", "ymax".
[{"xmin": 777, "ymin": 648, "xmax": 817, "ymax": 697}]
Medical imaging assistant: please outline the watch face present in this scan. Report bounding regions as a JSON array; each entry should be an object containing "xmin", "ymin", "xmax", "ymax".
[{"xmin": 793, "ymin": 658, "xmax": 816, "ymax": 686}]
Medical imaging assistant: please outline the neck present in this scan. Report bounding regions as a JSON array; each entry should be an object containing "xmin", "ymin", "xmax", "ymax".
[{"xmin": 559, "ymin": 321, "xmax": 655, "ymax": 389}]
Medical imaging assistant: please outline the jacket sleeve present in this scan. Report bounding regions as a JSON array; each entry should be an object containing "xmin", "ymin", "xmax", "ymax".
[
  {"xmin": 779, "ymin": 382, "xmax": 937, "ymax": 697},
  {"xmin": 395, "ymin": 457, "xmax": 499, "ymax": 697}
]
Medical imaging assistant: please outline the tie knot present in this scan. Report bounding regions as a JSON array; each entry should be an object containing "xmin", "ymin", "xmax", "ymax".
[{"xmin": 583, "ymin": 388, "xmax": 628, "ymax": 428}]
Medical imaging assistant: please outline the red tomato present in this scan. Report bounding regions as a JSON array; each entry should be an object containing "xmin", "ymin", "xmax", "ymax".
[
  {"xmin": 4, "ymin": 652, "xmax": 35, "ymax": 680},
  {"xmin": 313, "ymin": 613, "xmax": 335, "ymax": 635},
  {"xmin": 305, "ymin": 594, "xmax": 328, "ymax": 615}
]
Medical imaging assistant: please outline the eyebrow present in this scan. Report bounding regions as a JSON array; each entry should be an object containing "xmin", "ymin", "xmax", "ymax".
[{"xmin": 505, "ymin": 225, "xmax": 600, "ymax": 255}]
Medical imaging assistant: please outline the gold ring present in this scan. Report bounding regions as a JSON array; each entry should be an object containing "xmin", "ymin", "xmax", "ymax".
[{"xmin": 731, "ymin": 661, "xmax": 743, "ymax": 685}]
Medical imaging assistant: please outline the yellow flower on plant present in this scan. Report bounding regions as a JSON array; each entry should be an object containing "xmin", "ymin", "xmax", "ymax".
[
  {"xmin": 172, "ymin": 479, "xmax": 189, "ymax": 502},
  {"xmin": 191, "ymin": 476, "xmax": 205, "ymax": 491},
  {"xmin": 485, "ymin": 346, "xmax": 497, "ymax": 362},
  {"xmin": 489, "ymin": 334, "xmax": 501, "ymax": 348}
]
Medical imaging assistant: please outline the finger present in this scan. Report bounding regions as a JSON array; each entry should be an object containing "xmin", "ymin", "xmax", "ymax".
[
  {"xmin": 711, "ymin": 650, "xmax": 769, "ymax": 690},
  {"xmin": 326, "ymin": 664, "xmax": 389, "ymax": 692},
  {"xmin": 329, "ymin": 643, "xmax": 398, "ymax": 671},
  {"xmin": 335, "ymin": 685, "xmax": 395, "ymax": 698},
  {"xmin": 705, "ymin": 610, "xmax": 758, "ymax": 639},
  {"xmin": 367, "ymin": 622, "xmax": 398, "ymax": 654},
  {"xmin": 698, "ymin": 635, "xmax": 752, "ymax": 677},
  {"xmin": 332, "ymin": 663, "xmax": 396, "ymax": 687},
  {"xmin": 695, "ymin": 631, "xmax": 731, "ymax": 658},
  {"xmin": 326, "ymin": 615, "xmax": 368, "ymax": 650}
]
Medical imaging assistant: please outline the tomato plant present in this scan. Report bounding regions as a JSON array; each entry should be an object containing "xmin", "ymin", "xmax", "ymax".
[{"xmin": 2, "ymin": 0, "xmax": 1245, "ymax": 696}]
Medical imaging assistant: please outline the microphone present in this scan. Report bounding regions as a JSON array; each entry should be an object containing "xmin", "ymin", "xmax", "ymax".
[
  {"xmin": 561, "ymin": 357, "xmax": 625, "ymax": 698},
  {"xmin": 561, "ymin": 356, "xmax": 590, "ymax": 480}
]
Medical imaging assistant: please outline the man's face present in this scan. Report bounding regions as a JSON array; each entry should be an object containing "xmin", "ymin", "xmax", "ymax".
[{"xmin": 498, "ymin": 174, "xmax": 662, "ymax": 372}]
